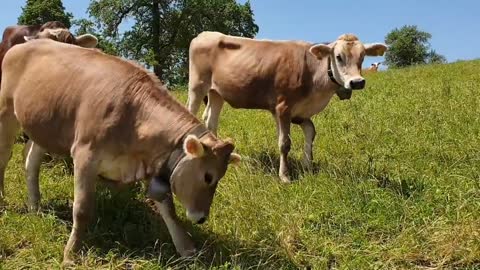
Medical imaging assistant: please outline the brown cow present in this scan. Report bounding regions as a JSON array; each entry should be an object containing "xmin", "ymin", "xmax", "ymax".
[
  {"xmin": 0, "ymin": 21, "xmax": 98, "ymax": 82},
  {"xmin": 187, "ymin": 32, "xmax": 387, "ymax": 183},
  {"xmin": 363, "ymin": 62, "xmax": 381, "ymax": 74},
  {"xmin": 0, "ymin": 39, "xmax": 240, "ymax": 265}
]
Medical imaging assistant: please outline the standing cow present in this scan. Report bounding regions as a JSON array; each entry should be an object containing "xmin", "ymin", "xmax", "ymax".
[
  {"xmin": 0, "ymin": 21, "xmax": 97, "ymax": 82},
  {"xmin": 0, "ymin": 39, "xmax": 240, "ymax": 265},
  {"xmin": 187, "ymin": 32, "xmax": 387, "ymax": 183},
  {"xmin": 363, "ymin": 62, "xmax": 381, "ymax": 74}
]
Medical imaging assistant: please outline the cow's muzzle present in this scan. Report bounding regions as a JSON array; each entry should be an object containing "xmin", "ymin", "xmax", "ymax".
[
  {"xmin": 187, "ymin": 210, "xmax": 208, "ymax": 224},
  {"xmin": 350, "ymin": 78, "xmax": 366, "ymax": 90}
]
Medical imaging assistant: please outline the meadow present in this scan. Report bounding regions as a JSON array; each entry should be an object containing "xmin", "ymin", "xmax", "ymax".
[{"xmin": 1, "ymin": 60, "xmax": 479, "ymax": 269}]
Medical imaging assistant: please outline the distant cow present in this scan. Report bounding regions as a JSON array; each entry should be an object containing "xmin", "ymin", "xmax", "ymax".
[
  {"xmin": 187, "ymin": 32, "xmax": 387, "ymax": 183},
  {"xmin": 0, "ymin": 39, "xmax": 240, "ymax": 265},
  {"xmin": 363, "ymin": 62, "xmax": 381, "ymax": 74},
  {"xmin": 0, "ymin": 21, "xmax": 98, "ymax": 83}
]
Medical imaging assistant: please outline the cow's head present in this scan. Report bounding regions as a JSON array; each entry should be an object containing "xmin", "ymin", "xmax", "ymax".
[
  {"xmin": 39, "ymin": 21, "xmax": 66, "ymax": 32},
  {"xmin": 153, "ymin": 135, "xmax": 240, "ymax": 224},
  {"xmin": 24, "ymin": 28, "xmax": 98, "ymax": 48},
  {"xmin": 309, "ymin": 34, "xmax": 387, "ymax": 91}
]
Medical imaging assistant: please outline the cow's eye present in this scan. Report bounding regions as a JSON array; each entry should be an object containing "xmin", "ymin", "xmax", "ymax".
[
  {"xmin": 205, "ymin": 173, "xmax": 213, "ymax": 185},
  {"xmin": 336, "ymin": 55, "xmax": 343, "ymax": 63}
]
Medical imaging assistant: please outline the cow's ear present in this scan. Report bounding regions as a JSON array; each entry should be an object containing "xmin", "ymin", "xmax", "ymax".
[
  {"xmin": 75, "ymin": 34, "xmax": 98, "ymax": 48},
  {"xmin": 24, "ymin": 36, "xmax": 37, "ymax": 41},
  {"xmin": 228, "ymin": 153, "xmax": 241, "ymax": 166},
  {"xmin": 309, "ymin": 44, "xmax": 332, "ymax": 60},
  {"xmin": 364, "ymin": 43, "xmax": 388, "ymax": 56},
  {"xmin": 183, "ymin": 135, "xmax": 205, "ymax": 158}
]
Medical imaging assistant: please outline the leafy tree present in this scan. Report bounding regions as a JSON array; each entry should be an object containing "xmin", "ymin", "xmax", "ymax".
[
  {"xmin": 427, "ymin": 49, "xmax": 447, "ymax": 64},
  {"xmin": 385, "ymin": 25, "xmax": 446, "ymax": 68},
  {"xmin": 18, "ymin": 0, "xmax": 73, "ymax": 28},
  {"xmin": 86, "ymin": 0, "xmax": 258, "ymax": 85},
  {"xmin": 74, "ymin": 18, "xmax": 118, "ymax": 55}
]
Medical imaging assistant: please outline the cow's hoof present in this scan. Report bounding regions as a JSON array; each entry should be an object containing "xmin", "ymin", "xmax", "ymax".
[
  {"xmin": 279, "ymin": 175, "xmax": 292, "ymax": 184},
  {"xmin": 61, "ymin": 258, "xmax": 76, "ymax": 268},
  {"xmin": 0, "ymin": 198, "xmax": 7, "ymax": 210},
  {"xmin": 28, "ymin": 203, "xmax": 40, "ymax": 213},
  {"xmin": 179, "ymin": 247, "xmax": 197, "ymax": 258}
]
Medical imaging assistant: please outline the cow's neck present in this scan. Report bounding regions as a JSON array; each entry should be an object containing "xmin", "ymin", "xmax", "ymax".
[
  {"xmin": 158, "ymin": 124, "xmax": 209, "ymax": 180},
  {"xmin": 135, "ymin": 88, "xmax": 204, "ymax": 172},
  {"xmin": 146, "ymin": 124, "xmax": 210, "ymax": 202},
  {"xmin": 327, "ymin": 59, "xmax": 343, "ymax": 88},
  {"xmin": 310, "ymin": 55, "xmax": 342, "ymax": 94}
]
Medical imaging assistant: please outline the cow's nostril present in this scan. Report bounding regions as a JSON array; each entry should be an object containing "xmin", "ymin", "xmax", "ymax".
[
  {"xmin": 197, "ymin": 217, "xmax": 206, "ymax": 224},
  {"xmin": 350, "ymin": 79, "xmax": 366, "ymax": 90}
]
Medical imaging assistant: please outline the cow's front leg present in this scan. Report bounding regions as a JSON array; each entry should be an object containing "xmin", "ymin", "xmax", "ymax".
[
  {"xmin": 63, "ymin": 145, "xmax": 97, "ymax": 266},
  {"xmin": 299, "ymin": 118, "xmax": 316, "ymax": 170},
  {"xmin": 24, "ymin": 140, "xmax": 46, "ymax": 211},
  {"xmin": 275, "ymin": 103, "xmax": 292, "ymax": 183},
  {"xmin": 154, "ymin": 195, "xmax": 196, "ymax": 257}
]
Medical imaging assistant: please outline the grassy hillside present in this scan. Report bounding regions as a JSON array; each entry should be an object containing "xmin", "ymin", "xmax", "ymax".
[{"xmin": 1, "ymin": 61, "xmax": 480, "ymax": 269}]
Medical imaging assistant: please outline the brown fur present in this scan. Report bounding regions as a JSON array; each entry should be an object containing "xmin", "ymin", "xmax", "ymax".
[
  {"xmin": 0, "ymin": 39, "xmax": 239, "ymax": 263},
  {"xmin": 188, "ymin": 31, "xmax": 387, "ymax": 182},
  {"xmin": 39, "ymin": 21, "xmax": 66, "ymax": 31},
  {"xmin": 338, "ymin": 33, "xmax": 359, "ymax": 41},
  {"xmin": 0, "ymin": 21, "xmax": 86, "ymax": 83}
]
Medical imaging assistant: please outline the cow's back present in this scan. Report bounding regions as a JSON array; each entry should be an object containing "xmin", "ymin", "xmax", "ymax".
[
  {"xmin": 1, "ymin": 40, "xmax": 145, "ymax": 154},
  {"xmin": 190, "ymin": 32, "xmax": 315, "ymax": 111}
]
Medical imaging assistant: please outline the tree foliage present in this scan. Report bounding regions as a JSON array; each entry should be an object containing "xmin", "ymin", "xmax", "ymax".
[
  {"xmin": 74, "ymin": 18, "xmax": 119, "ymax": 55},
  {"xmin": 85, "ymin": 0, "xmax": 258, "ymax": 85},
  {"xmin": 18, "ymin": 0, "xmax": 73, "ymax": 28},
  {"xmin": 385, "ymin": 25, "xmax": 446, "ymax": 68},
  {"xmin": 427, "ymin": 49, "xmax": 447, "ymax": 64}
]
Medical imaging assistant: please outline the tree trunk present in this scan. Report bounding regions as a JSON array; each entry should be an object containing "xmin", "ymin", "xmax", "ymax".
[{"xmin": 152, "ymin": 0, "xmax": 163, "ymax": 81}]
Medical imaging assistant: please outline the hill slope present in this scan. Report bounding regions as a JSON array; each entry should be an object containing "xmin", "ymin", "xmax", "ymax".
[{"xmin": 1, "ymin": 61, "xmax": 480, "ymax": 269}]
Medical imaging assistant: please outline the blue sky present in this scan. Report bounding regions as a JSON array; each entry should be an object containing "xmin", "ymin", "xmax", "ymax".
[{"xmin": 1, "ymin": 0, "xmax": 478, "ymax": 68}]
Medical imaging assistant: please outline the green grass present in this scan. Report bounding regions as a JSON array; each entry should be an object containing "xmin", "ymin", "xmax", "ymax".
[{"xmin": 1, "ymin": 61, "xmax": 480, "ymax": 269}]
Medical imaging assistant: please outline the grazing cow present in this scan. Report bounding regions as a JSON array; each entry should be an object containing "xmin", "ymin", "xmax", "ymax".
[
  {"xmin": 187, "ymin": 32, "xmax": 387, "ymax": 183},
  {"xmin": 0, "ymin": 39, "xmax": 241, "ymax": 265},
  {"xmin": 0, "ymin": 21, "xmax": 98, "ymax": 82}
]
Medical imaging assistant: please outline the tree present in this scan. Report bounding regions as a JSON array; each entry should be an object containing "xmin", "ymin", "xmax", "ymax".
[
  {"xmin": 384, "ymin": 25, "xmax": 446, "ymax": 68},
  {"xmin": 85, "ymin": 0, "xmax": 258, "ymax": 85},
  {"xmin": 18, "ymin": 0, "xmax": 73, "ymax": 28},
  {"xmin": 74, "ymin": 18, "xmax": 119, "ymax": 55},
  {"xmin": 427, "ymin": 49, "xmax": 447, "ymax": 64}
]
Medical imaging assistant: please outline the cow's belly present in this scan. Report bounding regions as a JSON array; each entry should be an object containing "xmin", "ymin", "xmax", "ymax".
[
  {"xmin": 18, "ymin": 116, "xmax": 74, "ymax": 155},
  {"xmin": 291, "ymin": 91, "xmax": 335, "ymax": 119},
  {"xmin": 97, "ymin": 154, "xmax": 149, "ymax": 183}
]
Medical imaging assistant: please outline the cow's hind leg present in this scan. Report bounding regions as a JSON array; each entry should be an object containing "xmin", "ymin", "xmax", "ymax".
[
  {"xmin": 24, "ymin": 140, "xmax": 46, "ymax": 211},
  {"xmin": 63, "ymin": 144, "xmax": 98, "ymax": 266},
  {"xmin": 299, "ymin": 118, "xmax": 316, "ymax": 170},
  {"xmin": 0, "ymin": 107, "xmax": 20, "ymax": 203},
  {"xmin": 205, "ymin": 90, "xmax": 224, "ymax": 135}
]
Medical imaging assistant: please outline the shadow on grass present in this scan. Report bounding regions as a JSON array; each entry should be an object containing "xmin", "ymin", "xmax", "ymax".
[
  {"xmin": 40, "ymin": 183, "xmax": 297, "ymax": 269},
  {"xmin": 372, "ymin": 174, "xmax": 425, "ymax": 199},
  {"xmin": 248, "ymin": 151, "xmax": 323, "ymax": 182},
  {"xmin": 247, "ymin": 151, "xmax": 425, "ymax": 199}
]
